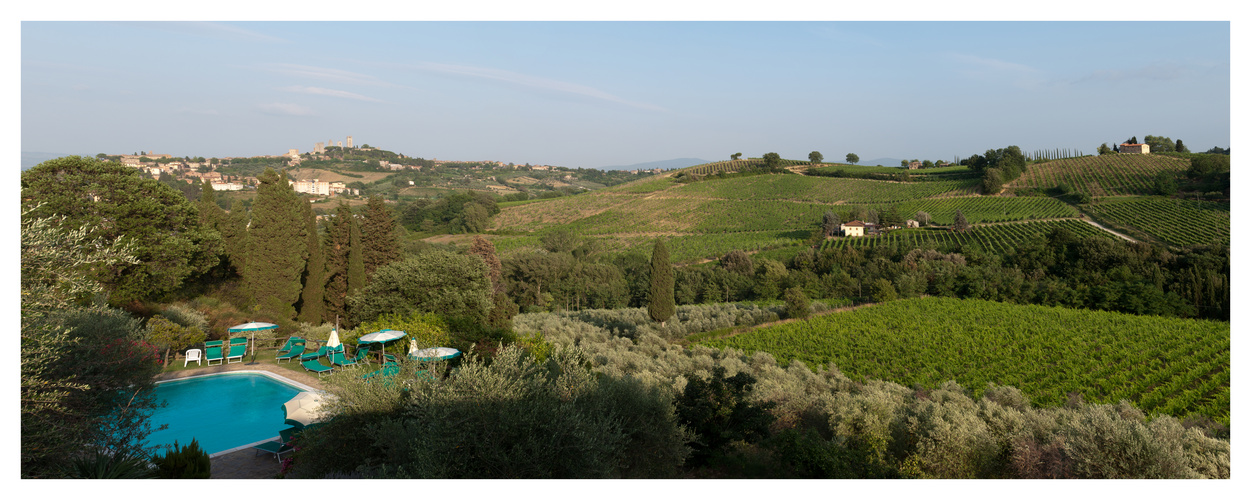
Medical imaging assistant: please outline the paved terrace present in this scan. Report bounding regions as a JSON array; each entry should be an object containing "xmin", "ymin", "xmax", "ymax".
[{"xmin": 157, "ymin": 363, "xmax": 328, "ymax": 479}]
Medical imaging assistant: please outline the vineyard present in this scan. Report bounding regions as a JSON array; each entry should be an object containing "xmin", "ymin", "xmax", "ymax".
[
  {"xmin": 1083, "ymin": 196, "xmax": 1230, "ymax": 247},
  {"xmin": 1008, "ymin": 154, "xmax": 1191, "ymax": 197},
  {"xmin": 673, "ymin": 174, "xmax": 980, "ymax": 204},
  {"xmin": 702, "ymin": 297, "xmax": 1230, "ymax": 424},
  {"xmin": 819, "ymin": 219, "xmax": 1111, "ymax": 253},
  {"xmin": 679, "ymin": 157, "xmax": 812, "ymax": 176}
]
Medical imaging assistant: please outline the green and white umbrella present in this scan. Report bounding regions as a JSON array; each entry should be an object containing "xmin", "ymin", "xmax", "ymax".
[
  {"xmin": 410, "ymin": 346, "xmax": 461, "ymax": 361},
  {"xmin": 228, "ymin": 321, "xmax": 278, "ymax": 364},
  {"xmin": 359, "ymin": 329, "xmax": 406, "ymax": 364}
]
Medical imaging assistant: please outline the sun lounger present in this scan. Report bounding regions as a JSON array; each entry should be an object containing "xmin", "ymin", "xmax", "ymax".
[
  {"xmin": 204, "ymin": 340, "xmax": 224, "ymax": 366},
  {"xmin": 276, "ymin": 344, "xmax": 305, "ymax": 363},
  {"xmin": 253, "ymin": 427, "xmax": 300, "ymax": 461},
  {"xmin": 277, "ymin": 337, "xmax": 304, "ymax": 354},
  {"xmin": 301, "ymin": 358, "xmax": 334, "ymax": 376},
  {"xmin": 226, "ymin": 337, "xmax": 247, "ymax": 364}
]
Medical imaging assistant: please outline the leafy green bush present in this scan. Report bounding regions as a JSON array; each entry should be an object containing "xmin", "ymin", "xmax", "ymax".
[
  {"xmin": 64, "ymin": 450, "xmax": 156, "ymax": 479},
  {"xmin": 676, "ymin": 366, "xmax": 775, "ymax": 466},
  {"xmin": 783, "ymin": 287, "xmax": 810, "ymax": 319},
  {"xmin": 289, "ymin": 346, "xmax": 689, "ymax": 478},
  {"xmin": 152, "ymin": 439, "xmax": 212, "ymax": 479}
]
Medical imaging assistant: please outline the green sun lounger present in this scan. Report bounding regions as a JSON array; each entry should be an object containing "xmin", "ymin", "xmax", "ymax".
[
  {"xmin": 276, "ymin": 344, "xmax": 305, "ymax": 363},
  {"xmin": 204, "ymin": 340, "xmax": 224, "ymax": 366},
  {"xmin": 277, "ymin": 337, "xmax": 304, "ymax": 354},
  {"xmin": 226, "ymin": 337, "xmax": 247, "ymax": 364},
  {"xmin": 301, "ymin": 358, "xmax": 333, "ymax": 376},
  {"xmin": 253, "ymin": 427, "xmax": 299, "ymax": 461}
]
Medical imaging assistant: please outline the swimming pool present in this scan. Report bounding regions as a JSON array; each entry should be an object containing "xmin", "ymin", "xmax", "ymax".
[{"xmin": 146, "ymin": 372, "xmax": 308, "ymax": 455}]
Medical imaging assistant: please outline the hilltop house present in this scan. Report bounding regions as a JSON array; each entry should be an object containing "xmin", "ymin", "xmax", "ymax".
[
  {"xmin": 1121, "ymin": 143, "xmax": 1150, "ymax": 154},
  {"xmin": 907, "ymin": 161, "xmax": 922, "ymax": 170},
  {"xmin": 840, "ymin": 220, "xmax": 866, "ymax": 237}
]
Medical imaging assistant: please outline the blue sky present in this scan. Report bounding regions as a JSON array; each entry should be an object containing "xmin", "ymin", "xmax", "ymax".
[{"xmin": 21, "ymin": 20, "xmax": 1231, "ymax": 169}]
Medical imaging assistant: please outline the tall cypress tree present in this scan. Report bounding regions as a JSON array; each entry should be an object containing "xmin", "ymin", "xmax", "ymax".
[
  {"xmin": 347, "ymin": 212, "xmax": 366, "ymax": 299},
  {"xmin": 952, "ymin": 209, "xmax": 970, "ymax": 232},
  {"xmin": 324, "ymin": 201, "xmax": 354, "ymax": 321},
  {"xmin": 221, "ymin": 198, "xmax": 250, "ymax": 276},
  {"xmin": 468, "ymin": 235, "xmax": 504, "ymax": 295},
  {"xmin": 297, "ymin": 199, "xmax": 326, "ymax": 324},
  {"xmin": 648, "ymin": 239, "xmax": 675, "ymax": 324},
  {"xmin": 244, "ymin": 169, "xmax": 308, "ymax": 320},
  {"xmin": 360, "ymin": 195, "xmax": 400, "ymax": 281}
]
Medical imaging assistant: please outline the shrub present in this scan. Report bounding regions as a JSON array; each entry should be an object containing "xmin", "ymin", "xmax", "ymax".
[
  {"xmin": 64, "ymin": 450, "xmax": 157, "ymax": 479},
  {"xmin": 676, "ymin": 366, "xmax": 776, "ymax": 466},
  {"xmin": 783, "ymin": 287, "xmax": 810, "ymax": 319},
  {"xmin": 152, "ymin": 439, "xmax": 212, "ymax": 479}
]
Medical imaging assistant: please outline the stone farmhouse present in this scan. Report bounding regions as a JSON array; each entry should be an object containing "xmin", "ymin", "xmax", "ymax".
[{"xmin": 1121, "ymin": 143, "xmax": 1150, "ymax": 154}]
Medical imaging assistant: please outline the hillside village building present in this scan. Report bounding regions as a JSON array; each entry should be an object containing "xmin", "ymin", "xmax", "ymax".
[
  {"xmin": 840, "ymin": 220, "xmax": 866, "ymax": 237},
  {"xmin": 289, "ymin": 178, "xmax": 353, "ymax": 196},
  {"xmin": 1121, "ymin": 143, "xmax": 1150, "ymax": 154}
]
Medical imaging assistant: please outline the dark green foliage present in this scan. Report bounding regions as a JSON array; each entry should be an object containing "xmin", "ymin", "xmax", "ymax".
[
  {"xmin": 298, "ymin": 199, "xmax": 327, "ymax": 324},
  {"xmin": 647, "ymin": 239, "xmax": 675, "ymax": 323},
  {"xmin": 820, "ymin": 211, "xmax": 840, "ymax": 237},
  {"xmin": 768, "ymin": 428, "xmax": 899, "ymax": 479},
  {"xmin": 487, "ymin": 291, "xmax": 521, "ymax": 331},
  {"xmin": 21, "ymin": 156, "xmax": 221, "ymax": 304},
  {"xmin": 784, "ymin": 287, "xmax": 810, "ymax": 319},
  {"xmin": 152, "ymin": 439, "xmax": 212, "ymax": 479},
  {"xmin": 360, "ymin": 195, "xmax": 401, "ymax": 281},
  {"xmin": 808, "ymin": 151, "xmax": 823, "ymax": 164},
  {"xmin": 469, "ymin": 235, "xmax": 504, "ymax": 294},
  {"xmin": 952, "ymin": 209, "xmax": 970, "ymax": 232},
  {"xmin": 244, "ymin": 169, "xmax": 308, "ymax": 321},
  {"xmin": 870, "ymin": 278, "xmax": 897, "ymax": 302},
  {"xmin": 1152, "ymin": 171, "xmax": 1179, "ymax": 196},
  {"xmin": 981, "ymin": 168, "xmax": 1004, "ymax": 194},
  {"xmin": 324, "ymin": 201, "xmax": 355, "ymax": 321},
  {"xmin": 347, "ymin": 210, "xmax": 366, "ymax": 296},
  {"xmin": 395, "ymin": 191, "xmax": 500, "ymax": 235},
  {"xmin": 64, "ymin": 451, "xmax": 157, "ymax": 479},
  {"xmin": 348, "ymin": 251, "xmax": 492, "ymax": 324},
  {"xmin": 540, "ymin": 228, "xmax": 581, "ymax": 253},
  {"xmin": 845, "ymin": 153, "xmax": 859, "ymax": 164},
  {"xmin": 675, "ymin": 367, "xmax": 776, "ymax": 467},
  {"xmin": 761, "ymin": 152, "xmax": 782, "ymax": 170},
  {"xmin": 220, "ymin": 199, "xmax": 250, "ymax": 276}
]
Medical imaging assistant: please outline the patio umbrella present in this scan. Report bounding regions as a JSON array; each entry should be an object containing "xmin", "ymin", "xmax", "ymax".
[
  {"xmin": 228, "ymin": 321, "xmax": 278, "ymax": 364},
  {"xmin": 359, "ymin": 329, "xmax": 406, "ymax": 364},
  {"xmin": 327, "ymin": 329, "xmax": 341, "ymax": 348},
  {"xmin": 282, "ymin": 391, "xmax": 332, "ymax": 429},
  {"xmin": 410, "ymin": 346, "xmax": 461, "ymax": 361}
]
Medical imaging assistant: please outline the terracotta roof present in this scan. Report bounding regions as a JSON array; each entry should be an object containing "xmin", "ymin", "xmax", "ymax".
[{"xmin": 842, "ymin": 220, "xmax": 865, "ymax": 227}]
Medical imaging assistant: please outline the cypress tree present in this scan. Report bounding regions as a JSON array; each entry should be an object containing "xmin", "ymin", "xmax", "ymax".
[
  {"xmin": 468, "ymin": 235, "xmax": 504, "ymax": 295},
  {"xmin": 360, "ymin": 195, "xmax": 400, "ymax": 281},
  {"xmin": 647, "ymin": 239, "xmax": 675, "ymax": 324},
  {"xmin": 244, "ymin": 169, "xmax": 308, "ymax": 320},
  {"xmin": 297, "ymin": 199, "xmax": 326, "ymax": 324},
  {"xmin": 324, "ymin": 201, "xmax": 353, "ymax": 321},
  {"xmin": 347, "ymin": 210, "xmax": 366, "ymax": 298},
  {"xmin": 221, "ymin": 199, "xmax": 249, "ymax": 276}
]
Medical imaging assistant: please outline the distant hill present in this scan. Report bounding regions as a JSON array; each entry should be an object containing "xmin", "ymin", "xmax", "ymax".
[
  {"xmin": 599, "ymin": 158, "xmax": 712, "ymax": 171},
  {"xmin": 22, "ymin": 151, "xmax": 79, "ymax": 171}
]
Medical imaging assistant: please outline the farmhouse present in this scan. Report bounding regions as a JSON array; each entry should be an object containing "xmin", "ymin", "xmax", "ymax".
[
  {"xmin": 1121, "ymin": 143, "xmax": 1150, "ymax": 154},
  {"xmin": 906, "ymin": 219, "xmax": 920, "ymax": 228},
  {"xmin": 840, "ymin": 220, "xmax": 866, "ymax": 237},
  {"xmin": 907, "ymin": 161, "xmax": 922, "ymax": 170}
]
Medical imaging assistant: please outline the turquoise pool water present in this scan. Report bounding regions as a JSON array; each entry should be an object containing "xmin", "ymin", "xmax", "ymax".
[{"xmin": 146, "ymin": 373, "xmax": 304, "ymax": 455}]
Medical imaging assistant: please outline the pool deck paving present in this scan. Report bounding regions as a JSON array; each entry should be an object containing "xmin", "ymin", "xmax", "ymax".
[{"xmin": 159, "ymin": 362, "xmax": 327, "ymax": 479}]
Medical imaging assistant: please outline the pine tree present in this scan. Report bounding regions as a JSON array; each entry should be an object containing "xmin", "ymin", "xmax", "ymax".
[
  {"xmin": 244, "ymin": 169, "xmax": 308, "ymax": 320},
  {"xmin": 469, "ymin": 235, "xmax": 504, "ymax": 295},
  {"xmin": 647, "ymin": 239, "xmax": 675, "ymax": 324},
  {"xmin": 952, "ymin": 209, "xmax": 970, "ymax": 232},
  {"xmin": 360, "ymin": 195, "xmax": 400, "ymax": 281},
  {"xmin": 297, "ymin": 199, "xmax": 326, "ymax": 324},
  {"xmin": 324, "ymin": 201, "xmax": 354, "ymax": 321}
]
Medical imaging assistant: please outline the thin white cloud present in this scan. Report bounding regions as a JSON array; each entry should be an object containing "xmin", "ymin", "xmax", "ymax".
[
  {"xmin": 945, "ymin": 52, "xmax": 1045, "ymax": 89},
  {"xmin": 256, "ymin": 102, "xmax": 316, "ymax": 117},
  {"xmin": 266, "ymin": 63, "xmax": 392, "ymax": 87},
  {"xmin": 947, "ymin": 53, "xmax": 1040, "ymax": 75},
  {"xmin": 278, "ymin": 85, "xmax": 383, "ymax": 102},
  {"xmin": 406, "ymin": 61, "xmax": 667, "ymax": 112},
  {"xmin": 1072, "ymin": 62, "xmax": 1188, "ymax": 84}
]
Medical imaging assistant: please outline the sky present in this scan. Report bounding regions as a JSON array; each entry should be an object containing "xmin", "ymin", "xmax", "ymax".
[{"xmin": 19, "ymin": 15, "xmax": 1232, "ymax": 169}]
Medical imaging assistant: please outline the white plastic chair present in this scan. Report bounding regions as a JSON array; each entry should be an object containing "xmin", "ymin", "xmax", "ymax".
[{"xmin": 185, "ymin": 348, "xmax": 203, "ymax": 367}]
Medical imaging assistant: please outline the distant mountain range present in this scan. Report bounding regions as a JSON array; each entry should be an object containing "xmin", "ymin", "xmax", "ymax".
[{"xmin": 598, "ymin": 158, "xmax": 712, "ymax": 171}]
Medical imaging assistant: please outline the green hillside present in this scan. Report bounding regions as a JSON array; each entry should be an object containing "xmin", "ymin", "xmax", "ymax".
[{"xmin": 1008, "ymin": 154, "xmax": 1190, "ymax": 197}]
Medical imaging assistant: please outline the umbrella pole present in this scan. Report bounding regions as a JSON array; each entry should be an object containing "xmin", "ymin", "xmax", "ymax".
[{"xmin": 247, "ymin": 330, "xmax": 257, "ymax": 365}]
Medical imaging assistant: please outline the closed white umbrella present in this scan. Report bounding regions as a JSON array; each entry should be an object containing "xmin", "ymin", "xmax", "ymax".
[{"xmin": 327, "ymin": 329, "xmax": 341, "ymax": 348}]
